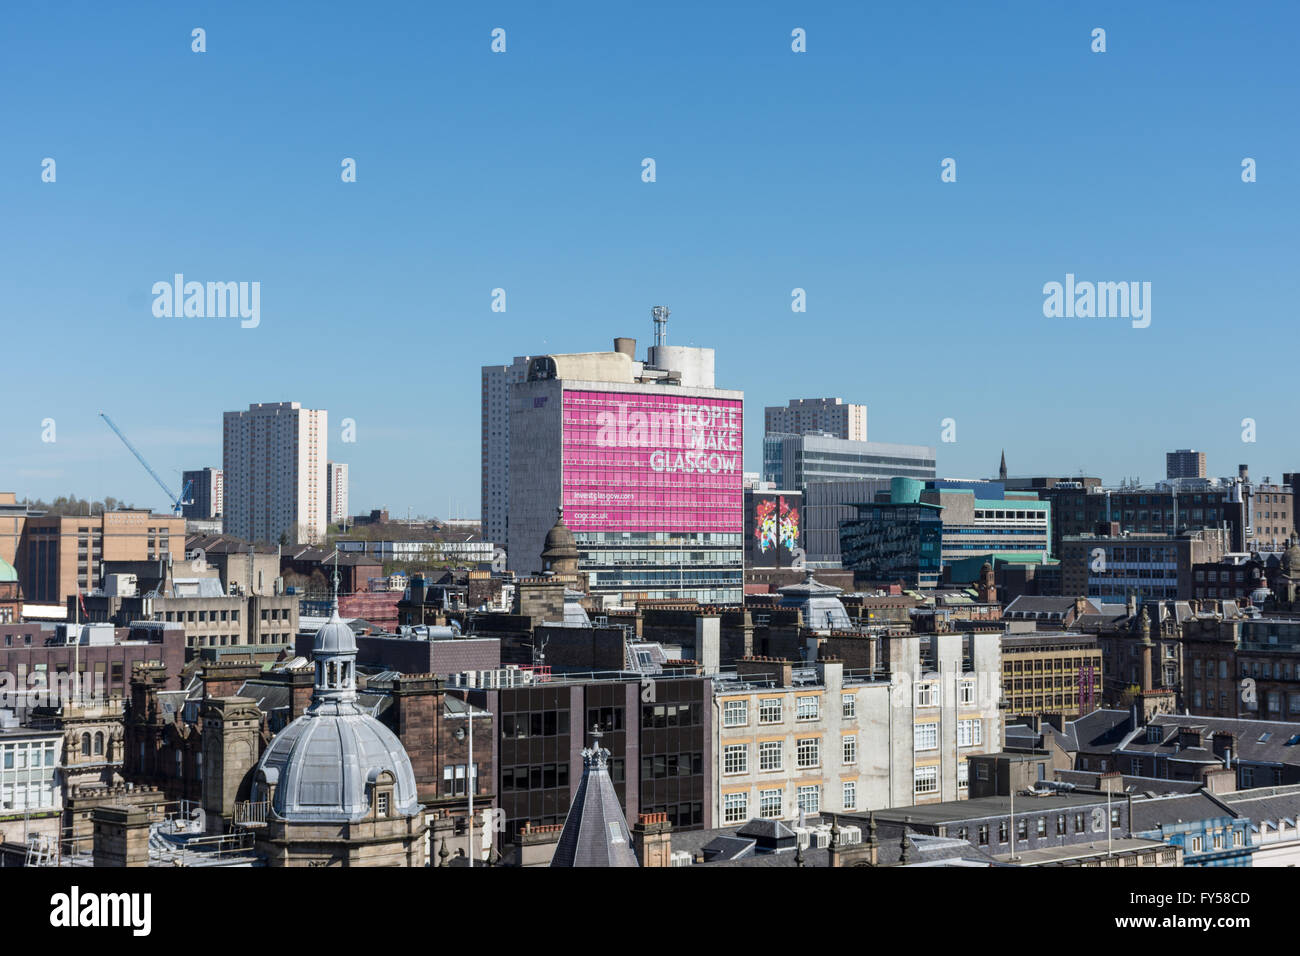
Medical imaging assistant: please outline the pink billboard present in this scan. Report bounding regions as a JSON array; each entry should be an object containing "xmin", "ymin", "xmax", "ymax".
[{"xmin": 561, "ymin": 389, "xmax": 743, "ymax": 533}]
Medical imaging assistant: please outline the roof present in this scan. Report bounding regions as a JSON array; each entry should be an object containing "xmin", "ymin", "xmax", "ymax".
[
  {"xmin": 1113, "ymin": 713, "xmax": 1300, "ymax": 767},
  {"xmin": 873, "ymin": 791, "xmax": 1115, "ymax": 826},
  {"xmin": 1003, "ymin": 596, "xmax": 1094, "ymax": 618},
  {"xmin": 1129, "ymin": 793, "xmax": 1239, "ymax": 833},
  {"xmin": 1218, "ymin": 783, "xmax": 1300, "ymax": 823},
  {"xmin": 549, "ymin": 741, "xmax": 639, "ymax": 867},
  {"xmin": 1051, "ymin": 769, "xmax": 1204, "ymax": 795}
]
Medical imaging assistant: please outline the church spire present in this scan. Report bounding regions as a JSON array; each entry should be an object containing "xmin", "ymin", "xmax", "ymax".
[{"xmin": 999, "ymin": 450, "xmax": 1008, "ymax": 481}]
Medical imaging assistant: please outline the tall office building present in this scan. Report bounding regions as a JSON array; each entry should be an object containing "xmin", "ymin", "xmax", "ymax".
[
  {"xmin": 764, "ymin": 397, "xmax": 866, "ymax": 442},
  {"xmin": 503, "ymin": 314, "xmax": 744, "ymax": 604},
  {"xmin": 481, "ymin": 357, "xmax": 531, "ymax": 546},
  {"xmin": 222, "ymin": 402, "xmax": 327, "ymax": 545},
  {"xmin": 839, "ymin": 478, "xmax": 1050, "ymax": 588},
  {"xmin": 327, "ymin": 462, "xmax": 349, "ymax": 528},
  {"xmin": 763, "ymin": 432, "xmax": 935, "ymax": 491},
  {"xmin": 182, "ymin": 467, "xmax": 223, "ymax": 519},
  {"xmin": 1166, "ymin": 449, "xmax": 1206, "ymax": 480},
  {"xmin": 16, "ymin": 510, "xmax": 185, "ymax": 603}
]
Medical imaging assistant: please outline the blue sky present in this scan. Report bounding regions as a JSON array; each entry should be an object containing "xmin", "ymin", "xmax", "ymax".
[{"xmin": 2, "ymin": 1, "xmax": 1296, "ymax": 519}]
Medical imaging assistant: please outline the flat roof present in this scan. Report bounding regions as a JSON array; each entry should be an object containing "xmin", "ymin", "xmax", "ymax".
[
  {"xmin": 873, "ymin": 791, "xmax": 1112, "ymax": 825},
  {"xmin": 994, "ymin": 837, "xmax": 1170, "ymax": 865}
]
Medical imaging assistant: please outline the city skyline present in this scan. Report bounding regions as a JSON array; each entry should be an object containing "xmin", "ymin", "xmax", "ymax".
[{"xmin": 3, "ymin": 1, "xmax": 1296, "ymax": 518}]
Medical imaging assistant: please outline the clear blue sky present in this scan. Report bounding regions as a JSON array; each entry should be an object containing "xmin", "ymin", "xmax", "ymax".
[{"xmin": 2, "ymin": 1, "xmax": 1296, "ymax": 519}]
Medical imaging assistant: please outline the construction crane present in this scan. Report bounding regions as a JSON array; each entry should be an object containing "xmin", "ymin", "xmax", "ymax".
[{"xmin": 99, "ymin": 412, "xmax": 193, "ymax": 515}]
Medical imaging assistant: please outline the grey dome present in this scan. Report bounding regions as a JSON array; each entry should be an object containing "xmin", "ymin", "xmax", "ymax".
[
  {"xmin": 252, "ymin": 596, "xmax": 420, "ymax": 824},
  {"xmin": 255, "ymin": 710, "xmax": 420, "ymax": 823},
  {"xmin": 313, "ymin": 608, "xmax": 357, "ymax": 655}
]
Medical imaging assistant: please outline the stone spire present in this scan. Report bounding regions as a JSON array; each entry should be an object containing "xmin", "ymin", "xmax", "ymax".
[
  {"xmin": 550, "ymin": 727, "xmax": 639, "ymax": 867},
  {"xmin": 999, "ymin": 450, "xmax": 1008, "ymax": 481}
]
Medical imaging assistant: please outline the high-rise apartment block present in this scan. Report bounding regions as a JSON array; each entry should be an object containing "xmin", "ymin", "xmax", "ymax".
[
  {"xmin": 498, "ymin": 315, "xmax": 744, "ymax": 604},
  {"xmin": 327, "ymin": 461, "xmax": 349, "ymax": 528},
  {"xmin": 182, "ymin": 467, "xmax": 223, "ymax": 519},
  {"xmin": 1166, "ymin": 449, "xmax": 1207, "ymax": 480},
  {"xmin": 481, "ymin": 358, "xmax": 531, "ymax": 545},
  {"xmin": 764, "ymin": 398, "xmax": 867, "ymax": 442},
  {"xmin": 222, "ymin": 402, "xmax": 327, "ymax": 545}
]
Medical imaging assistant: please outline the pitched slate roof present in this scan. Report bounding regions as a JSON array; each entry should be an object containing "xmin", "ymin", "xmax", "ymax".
[
  {"xmin": 550, "ymin": 738, "xmax": 639, "ymax": 867},
  {"xmin": 1003, "ymin": 596, "xmax": 1093, "ymax": 619},
  {"xmin": 1116, "ymin": 713, "xmax": 1300, "ymax": 767},
  {"xmin": 1129, "ymin": 793, "xmax": 1239, "ymax": 833}
]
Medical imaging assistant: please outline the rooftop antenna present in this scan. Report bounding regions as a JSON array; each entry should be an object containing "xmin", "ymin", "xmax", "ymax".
[{"xmin": 652, "ymin": 305, "xmax": 670, "ymax": 349}]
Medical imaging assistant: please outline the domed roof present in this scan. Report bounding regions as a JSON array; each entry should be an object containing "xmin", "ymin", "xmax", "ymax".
[
  {"xmin": 542, "ymin": 508, "xmax": 578, "ymax": 558},
  {"xmin": 1284, "ymin": 541, "xmax": 1300, "ymax": 575},
  {"xmin": 253, "ymin": 588, "xmax": 420, "ymax": 824},
  {"xmin": 0, "ymin": 555, "xmax": 16, "ymax": 583},
  {"xmin": 313, "ymin": 606, "xmax": 357, "ymax": 655},
  {"xmin": 256, "ymin": 710, "xmax": 420, "ymax": 823}
]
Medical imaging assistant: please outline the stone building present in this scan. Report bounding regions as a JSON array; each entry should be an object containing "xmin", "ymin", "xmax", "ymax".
[{"xmin": 247, "ymin": 604, "xmax": 427, "ymax": 866}]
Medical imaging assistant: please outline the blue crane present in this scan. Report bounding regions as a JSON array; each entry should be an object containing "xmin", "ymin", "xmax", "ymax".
[{"xmin": 99, "ymin": 412, "xmax": 193, "ymax": 515}]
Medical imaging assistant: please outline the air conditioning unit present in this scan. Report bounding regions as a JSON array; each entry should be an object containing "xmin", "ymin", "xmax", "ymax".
[
  {"xmin": 670, "ymin": 850, "xmax": 693, "ymax": 867},
  {"xmin": 838, "ymin": 825, "xmax": 862, "ymax": 846}
]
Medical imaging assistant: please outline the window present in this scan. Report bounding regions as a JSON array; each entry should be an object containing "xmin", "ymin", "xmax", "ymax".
[
  {"xmin": 957, "ymin": 719, "xmax": 983, "ymax": 748},
  {"xmin": 759, "ymin": 698, "xmax": 782, "ymax": 724},
  {"xmin": 958, "ymin": 680, "xmax": 975, "ymax": 705},
  {"xmin": 376, "ymin": 791, "xmax": 390, "ymax": 816},
  {"xmin": 796, "ymin": 696, "xmax": 819, "ymax": 721},
  {"xmin": 998, "ymin": 821, "xmax": 1008, "ymax": 843},
  {"xmin": 723, "ymin": 791, "xmax": 748, "ymax": 823},
  {"xmin": 797, "ymin": 785, "xmax": 820, "ymax": 815},
  {"xmin": 842, "ymin": 781, "xmax": 857, "ymax": 811},
  {"xmin": 723, "ymin": 744, "xmax": 748, "ymax": 775},
  {"xmin": 914, "ymin": 723, "xmax": 938, "ymax": 752},
  {"xmin": 723, "ymin": 700, "xmax": 748, "ymax": 727},
  {"xmin": 914, "ymin": 766, "xmax": 938, "ymax": 795},
  {"xmin": 759, "ymin": 789, "xmax": 783, "ymax": 819},
  {"xmin": 747, "ymin": 741, "xmax": 780, "ymax": 774},
  {"xmin": 843, "ymin": 735, "xmax": 857, "ymax": 765},
  {"xmin": 957, "ymin": 761, "xmax": 969, "ymax": 789},
  {"xmin": 1057, "ymin": 814, "xmax": 1066, "ymax": 835},
  {"xmin": 842, "ymin": 694, "xmax": 856, "ymax": 718},
  {"xmin": 978, "ymin": 824, "xmax": 989, "ymax": 846},
  {"xmin": 1111, "ymin": 809, "xmax": 1121, "ymax": 829},
  {"xmin": 1036, "ymin": 818, "xmax": 1047, "ymax": 837},
  {"xmin": 915, "ymin": 683, "xmax": 938, "ymax": 707},
  {"xmin": 1191, "ymin": 836, "xmax": 1202, "ymax": 853},
  {"xmin": 796, "ymin": 738, "xmax": 820, "ymax": 769}
]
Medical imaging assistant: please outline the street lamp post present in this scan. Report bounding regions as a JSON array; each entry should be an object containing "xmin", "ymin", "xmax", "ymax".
[{"xmin": 451, "ymin": 704, "xmax": 487, "ymax": 866}]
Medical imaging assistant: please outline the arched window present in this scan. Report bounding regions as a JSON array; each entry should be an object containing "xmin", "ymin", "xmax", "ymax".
[
  {"xmin": 327, "ymin": 661, "xmax": 337, "ymax": 687},
  {"xmin": 80, "ymin": 733, "xmax": 91, "ymax": 757},
  {"xmin": 93, "ymin": 732, "xmax": 104, "ymax": 756}
]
